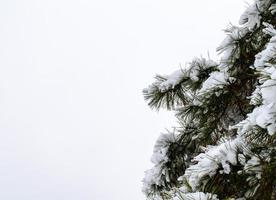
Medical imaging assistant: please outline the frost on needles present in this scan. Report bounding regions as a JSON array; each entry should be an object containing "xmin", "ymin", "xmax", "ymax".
[{"xmin": 142, "ymin": 0, "xmax": 276, "ymax": 199}]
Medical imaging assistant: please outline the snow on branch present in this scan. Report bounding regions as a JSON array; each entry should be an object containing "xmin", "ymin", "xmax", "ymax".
[
  {"xmin": 198, "ymin": 71, "xmax": 230, "ymax": 96},
  {"xmin": 239, "ymin": 3, "xmax": 261, "ymax": 31},
  {"xmin": 234, "ymin": 23, "xmax": 276, "ymax": 136},
  {"xmin": 158, "ymin": 58, "xmax": 217, "ymax": 92},
  {"xmin": 217, "ymin": 26, "xmax": 248, "ymax": 68},
  {"xmin": 239, "ymin": 0, "xmax": 273, "ymax": 31},
  {"xmin": 142, "ymin": 132, "xmax": 177, "ymax": 196},
  {"xmin": 182, "ymin": 137, "xmax": 244, "ymax": 191},
  {"xmin": 143, "ymin": 58, "xmax": 217, "ymax": 110}
]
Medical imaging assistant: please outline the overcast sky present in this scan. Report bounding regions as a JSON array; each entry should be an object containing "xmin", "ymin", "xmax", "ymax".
[{"xmin": 0, "ymin": 0, "xmax": 253, "ymax": 200}]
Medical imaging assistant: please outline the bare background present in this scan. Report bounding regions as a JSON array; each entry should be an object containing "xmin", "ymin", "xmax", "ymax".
[{"xmin": 0, "ymin": 0, "xmax": 253, "ymax": 199}]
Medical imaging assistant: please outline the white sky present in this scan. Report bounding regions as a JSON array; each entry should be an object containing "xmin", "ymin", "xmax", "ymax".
[{"xmin": 0, "ymin": 0, "xmax": 253, "ymax": 200}]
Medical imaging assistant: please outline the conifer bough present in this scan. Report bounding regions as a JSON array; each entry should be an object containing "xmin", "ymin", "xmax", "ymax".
[{"xmin": 142, "ymin": 0, "xmax": 276, "ymax": 199}]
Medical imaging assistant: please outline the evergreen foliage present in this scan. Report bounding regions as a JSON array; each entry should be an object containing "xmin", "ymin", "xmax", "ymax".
[{"xmin": 142, "ymin": 1, "xmax": 276, "ymax": 199}]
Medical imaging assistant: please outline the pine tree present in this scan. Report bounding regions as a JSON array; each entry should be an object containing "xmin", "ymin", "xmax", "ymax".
[{"xmin": 142, "ymin": 1, "xmax": 276, "ymax": 199}]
